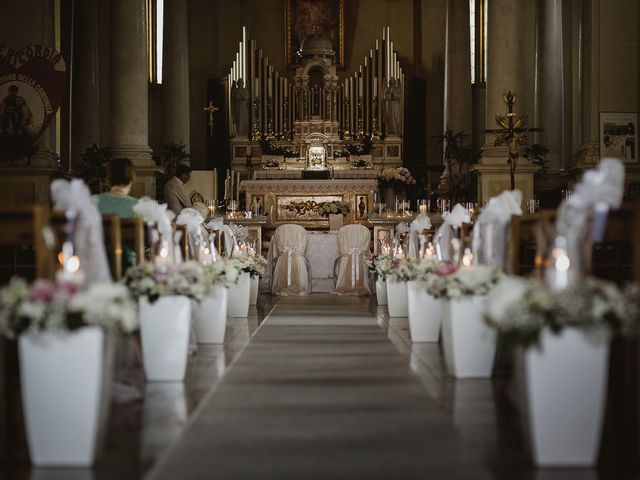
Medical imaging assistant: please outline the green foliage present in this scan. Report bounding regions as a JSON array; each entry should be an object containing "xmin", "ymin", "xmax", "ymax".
[
  {"xmin": 259, "ymin": 137, "xmax": 298, "ymax": 158},
  {"xmin": 429, "ymin": 129, "xmax": 478, "ymax": 204},
  {"xmin": 523, "ymin": 143, "xmax": 550, "ymax": 170},
  {"xmin": 160, "ymin": 141, "xmax": 191, "ymax": 178},
  {"xmin": 77, "ymin": 143, "xmax": 112, "ymax": 194},
  {"xmin": 334, "ymin": 135, "xmax": 375, "ymax": 157}
]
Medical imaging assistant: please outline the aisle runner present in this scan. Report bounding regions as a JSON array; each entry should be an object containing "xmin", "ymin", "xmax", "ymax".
[{"xmin": 149, "ymin": 296, "xmax": 492, "ymax": 480}]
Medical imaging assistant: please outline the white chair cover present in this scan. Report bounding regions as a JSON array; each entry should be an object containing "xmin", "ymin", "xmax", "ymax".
[
  {"xmin": 334, "ymin": 224, "xmax": 372, "ymax": 295},
  {"xmin": 50, "ymin": 179, "xmax": 111, "ymax": 283},
  {"xmin": 268, "ymin": 224, "xmax": 310, "ymax": 296}
]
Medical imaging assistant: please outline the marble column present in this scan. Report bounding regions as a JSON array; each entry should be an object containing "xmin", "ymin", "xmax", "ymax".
[
  {"xmin": 71, "ymin": 0, "xmax": 101, "ymax": 170},
  {"xmin": 109, "ymin": 0, "xmax": 153, "ymax": 166},
  {"xmin": 474, "ymin": 0, "xmax": 537, "ymax": 202},
  {"xmin": 441, "ymin": 0, "xmax": 472, "ymax": 186},
  {"xmin": 162, "ymin": 0, "xmax": 190, "ymax": 151},
  {"xmin": 535, "ymin": 0, "xmax": 565, "ymax": 171},
  {"xmin": 575, "ymin": 0, "xmax": 600, "ymax": 166}
]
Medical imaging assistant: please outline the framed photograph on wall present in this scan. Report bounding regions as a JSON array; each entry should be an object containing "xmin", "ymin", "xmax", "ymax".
[
  {"xmin": 285, "ymin": 0, "xmax": 344, "ymax": 68},
  {"xmin": 600, "ymin": 112, "xmax": 638, "ymax": 162}
]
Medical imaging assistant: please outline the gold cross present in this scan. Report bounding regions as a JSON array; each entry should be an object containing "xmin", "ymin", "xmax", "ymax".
[{"xmin": 203, "ymin": 101, "xmax": 220, "ymax": 136}]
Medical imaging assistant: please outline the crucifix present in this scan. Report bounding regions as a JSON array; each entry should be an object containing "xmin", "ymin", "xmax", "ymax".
[
  {"xmin": 483, "ymin": 91, "xmax": 543, "ymax": 190},
  {"xmin": 203, "ymin": 101, "xmax": 219, "ymax": 137}
]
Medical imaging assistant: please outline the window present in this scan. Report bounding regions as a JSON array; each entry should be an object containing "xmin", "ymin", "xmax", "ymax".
[
  {"xmin": 470, "ymin": 0, "xmax": 487, "ymax": 84},
  {"xmin": 147, "ymin": 0, "xmax": 164, "ymax": 84}
]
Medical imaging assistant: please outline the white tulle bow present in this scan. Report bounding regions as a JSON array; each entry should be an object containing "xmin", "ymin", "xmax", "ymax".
[
  {"xmin": 133, "ymin": 197, "xmax": 175, "ymax": 241},
  {"xmin": 442, "ymin": 203, "xmax": 471, "ymax": 227},
  {"xmin": 410, "ymin": 213, "xmax": 432, "ymax": 232},
  {"xmin": 205, "ymin": 219, "xmax": 236, "ymax": 256},
  {"xmin": 176, "ymin": 208, "xmax": 204, "ymax": 235},
  {"xmin": 50, "ymin": 179, "xmax": 111, "ymax": 283},
  {"xmin": 565, "ymin": 158, "xmax": 624, "ymax": 211}
]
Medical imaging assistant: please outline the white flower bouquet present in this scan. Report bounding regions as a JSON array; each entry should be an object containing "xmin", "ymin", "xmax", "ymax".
[
  {"xmin": 202, "ymin": 258, "xmax": 242, "ymax": 286},
  {"xmin": 123, "ymin": 260, "xmax": 208, "ymax": 303},
  {"xmin": 425, "ymin": 264, "xmax": 501, "ymax": 299},
  {"xmin": 0, "ymin": 277, "xmax": 137, "ymax": 339},
  {"xmin": 485, "ymin": 276, "xmax": 639, "ymax": 347},
  {"xmin": 230, "ymin": 254, "xmax": 269, "ymax": 278},
  {"xmin": 379, "ymin": 166, "xmax": 417, "ymax": 187},
  {"xmin": 320, "ymin": 201, "xmax": 351, "ymax": 216},
  {"xmin": 386, "ymin": 259, "xmax": 416, "ymax": 282},
  {"xmin": 366, "ymin": 253, "xmax": 393, "ymax": 280},
  {"xmin": 410, "ymin": 257, "xmax": 440, "ymax": 281}
]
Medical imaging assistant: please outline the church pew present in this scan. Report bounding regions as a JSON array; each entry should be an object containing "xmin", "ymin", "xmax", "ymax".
[
  {"xmin": 508, "ymin": 210, "xmax": 556, "ymax": 276},
  {"xmin": 0, "ymin": 205, "xmax": 54, "ymax": 284},
  {"xmin": 120, "ymin": 217, "xmax": 145, "ymax": 266}
]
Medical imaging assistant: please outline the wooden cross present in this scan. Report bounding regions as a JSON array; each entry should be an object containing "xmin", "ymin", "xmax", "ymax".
[
  {"xmin": 483, "ymin": 91, "xmax": 543, "ymax": 190},
  {"xmin": 203, "ymin": 101, "xmax": 219, "ymax": 137}
]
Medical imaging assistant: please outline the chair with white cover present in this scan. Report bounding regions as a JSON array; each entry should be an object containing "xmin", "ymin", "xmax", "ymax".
[
  {"xmin": 333, "ymin": 224, "xmax": 372, "ymax": 295},
  {"xmin": 268, "ymin": 224, "xmax": 311, "ymax": 295}
]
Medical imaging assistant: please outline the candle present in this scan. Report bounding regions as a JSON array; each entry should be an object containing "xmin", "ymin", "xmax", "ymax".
[
  {"xmin": 373, "ymin": 78, "xmax": 377, "ymax": 97},
  {"xmin": 253, "ymin": 79, "xmax": 258, "ymax": 98},
  {"xmin": 462, "ymin": 248, "xmax": 473, "ymax": 268},
  {"xmin": 419, "ymin": 205, "xmax": 428, "ymax": 214}
]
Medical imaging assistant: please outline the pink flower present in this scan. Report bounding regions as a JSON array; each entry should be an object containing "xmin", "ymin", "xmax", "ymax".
[
  {"xmin": 29, "ymin": 280, "xmax": 56, "ymax": 302},
  {"xmin": 435, "ymin": 263, "xmax": 458, "ymax": 276},
  {"xmin": 155, "ymin": 272, "xmax": 169, "ymax": 284},
  {"xmin": 56, "ymin": 278, "xmax": 82, "ymax": 296}
]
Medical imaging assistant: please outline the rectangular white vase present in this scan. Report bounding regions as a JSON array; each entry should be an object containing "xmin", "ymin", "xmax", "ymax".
[
  {"xmin": 375, "ymin": 278, "xmax": 388, "ymax": 305},
  {"xmin": 139, "ymin": 295, "xmax": 191, "ymax": 382},
  {"xmin": 193, "ymin": 285, "xmax": 228, "ymax": 344},
  {"xmin": 524, "ymin": 327, "xmax": 609, "ymax": 467},
  {"xmin": 407, "ymin": 280, "xmax": 442, "ymax": 342},
  {"xmin": 386, "ymin": 279, "xmax": 408, "ymax": 317},
  {"xmin": 228, "ymin": 271, "xmax": 251, "ymax": 317},
  {"xmin": 19, "ymin": 327, "xmax": 105, "ymax": 466},
  {"xmin": 442, "ymin": 295, "xmax": 496, "ymax": 378}
]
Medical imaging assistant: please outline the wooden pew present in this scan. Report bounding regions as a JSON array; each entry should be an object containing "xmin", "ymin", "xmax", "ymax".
[
  {"xmin": 120, "ymin": 217, "xmax": 145, "ymax": 265},
  {"xmin": 0, "ymin": 206, "xmax": 54, "ymax": 284}
]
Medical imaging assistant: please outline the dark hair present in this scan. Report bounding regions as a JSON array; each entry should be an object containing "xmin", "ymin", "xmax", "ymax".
[
  {"xmin": 109, "ymin": 158, "xmax": 135, "ymax": 186},
  {"xmin": 175, "ymin": 164, "xmax": 192, "ymax": 177}
]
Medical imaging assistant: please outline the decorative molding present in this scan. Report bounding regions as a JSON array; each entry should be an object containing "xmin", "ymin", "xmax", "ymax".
[{"xmin": 242, "ymin": 179, "xmax": 377, "ymax": 194}]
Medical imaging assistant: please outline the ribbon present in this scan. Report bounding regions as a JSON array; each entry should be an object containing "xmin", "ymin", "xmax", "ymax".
[
  {"xmin": 347, "ymin": 247, "xmax": 362, "ymax": 287},
  {"xmin": 282, "ymin": 245, "xmax": 296, "ymax": 288}
]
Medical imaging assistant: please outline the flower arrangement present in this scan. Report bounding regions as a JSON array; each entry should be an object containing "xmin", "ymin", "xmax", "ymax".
[
  {"xmin": 350, "ymin": 157, "xmax": 371, "ymax": 169},
  {"xmin": 386, "ymin": 258, "xmax": 416, "ymax": 282},
  {"xmin": 379, "ymin": 167, "xmax": 417, "ymax": 191},
  {"xmin": 320, "ymin": 201, "xmax": 351, "ymax": 216},
  {"xmin": 232, "ymin": 254, "xmax": 270, "ymax": 278},
  {"xmin": 0, "ymin": 277, "xmax": 137, "ymax": 339},
  {"xmin": 366, "ymin": 253, "xmax": 393, "ymax": 280},
  {"xmin": 485, "ymin": 277, "xmax": 639, "ymax": 347},
  {"xmin": 410, "ymin": 257, "xmax": 440, "ymax": 281},
  {"xmin": 425, "ymin": 264, "xmax": 501, "ymax": 299},
  {"xmin": 202, "ymin": 258, "xmax": 242, "ymax": 286},
  {"xmin": 123, "ymin": 261, "xmax": 209, "ymax": 303}
]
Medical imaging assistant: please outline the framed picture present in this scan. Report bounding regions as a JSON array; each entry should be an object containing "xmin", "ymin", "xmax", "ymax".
[
  {"xmin": 600, "ymin": 112, "xmax": 638, "ymax": 162},
  {"xmin": 285, "ymin": 0, "xmax": 344, "ymax": 68},
  {"xmin": 355, "ymin": 194, "xmax": 368, "ymax": 220}
]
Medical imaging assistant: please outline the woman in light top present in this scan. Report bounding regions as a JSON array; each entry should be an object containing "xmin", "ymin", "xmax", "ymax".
[
  {"xmin": 97, "ymin": 157, "xmax": 138, "ymax": 218},
  {"xmin": 97, "ymin": 158, "xmax": 138, "ymax": 270}
]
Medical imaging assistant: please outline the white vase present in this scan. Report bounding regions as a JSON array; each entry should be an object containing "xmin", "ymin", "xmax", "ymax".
[
  {"xmin": 193, "ymin": 285, "xmax": 228, "ymax": 344},
  {"xmin": 442, "ymin": 295, "xmax": 496, "ymax": 378},
  {"xmin": 386, "ymin": 278, "xmax": 408, "ymax": 317},
  {"xmin": 407, "ymin": 280, "xmax": 442, "ymax": 342},
  {"xmin": 375, "ymin": 278, "xmax": 387, "ymax": 305},
  {"xmin": 19, "ymin": 327, "xmax": 106, "ymax": 467},
  {"xmin": 228, "ymin": 271, "xmax": 251, "ymax": 317},
  {"xmin": 249, "ymin": 275, "xmax": 259, "ymax": 305},
  {"xmin": 139, "ymin": 295, "xmax": 191, "ymax": 382},
  {"xmin": 524, "ymin": 327, "xmax": 609, "ymax": 467}
]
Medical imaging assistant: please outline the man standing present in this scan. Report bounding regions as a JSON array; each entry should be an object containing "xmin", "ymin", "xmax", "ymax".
[{"xmin": 164, "ymin": 164, "xmax": 192, "ymax": 215}]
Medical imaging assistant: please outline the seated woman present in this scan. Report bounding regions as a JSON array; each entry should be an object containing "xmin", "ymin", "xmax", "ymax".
[{"xmin": 96, "ymin": 158, "xmax": 138, "ymax": 270}]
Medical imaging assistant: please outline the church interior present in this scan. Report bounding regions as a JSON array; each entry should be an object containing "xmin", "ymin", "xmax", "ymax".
[{"xmin": 1, "ymin": 0, "xmax": 640, "ymax": 479}]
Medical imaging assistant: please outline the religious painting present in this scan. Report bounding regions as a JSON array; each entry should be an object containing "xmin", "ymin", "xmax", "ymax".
[
  {"xmin": 0, "ymin": 45, "xmax": 67, "ymax": 163},
  {"xmin": 600, "ymin": 112, "xmax": 638, "ymax": 162},
  {"xmin": 276, "ymin": 194, "xmax": 342, "ymax": 221},
  {"xmin": 285, "ymin": 0, "xmax": 344, "ymax": 68},
  {"xmin": 355, "ymin": 194, "xmax": 368, "ymax": 220}
]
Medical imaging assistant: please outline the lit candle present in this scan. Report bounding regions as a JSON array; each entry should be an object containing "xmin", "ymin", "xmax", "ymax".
[
  {"xmin": 462, "ymin": 248, "xmax": 473, "ymax": 268},
  {"xmin": 373, "ymin": 77, "xmax": 377, "ymax": 97},
  {"xmin": 419, "ymin": 205, "xmax": 428, "ymax": 214}
]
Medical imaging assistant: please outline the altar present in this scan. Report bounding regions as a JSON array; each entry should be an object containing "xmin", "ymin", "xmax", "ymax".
[{"xmin": 241, "ymin": 178, "xmax": 377, "ymax": 228}]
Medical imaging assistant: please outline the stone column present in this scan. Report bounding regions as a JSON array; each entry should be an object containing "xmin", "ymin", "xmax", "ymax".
[
  {"xmin": 441, "ymin": 0, "xmax": 472, "ymax": 187},
  {"xmin": 109, "ymin": 0, "xmax": 156, "ymax": 196},
  {"xmin": 535, "ymin": 0, "xmax": 564, "ymax": 171},
  {"xmin": 575, "ymin": 0, "xmax": 600, "ymax": 167},
  {"xmin": 473, "ymin": 0, "xmax": 537, "ymax": 203},
  {"xmin": 71, "ymin": 0, "xmax": 101, "ymax": 170},
  {"xmin": 162, "ymin": 0, "xmax": 190, "ymax": 151}
]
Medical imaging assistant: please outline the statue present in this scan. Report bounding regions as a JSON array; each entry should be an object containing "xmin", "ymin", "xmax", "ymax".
[
  {"xmin": 231, "ymin": 79, "xmax": 250, "ymax": 137},
  {"xmin": 383, "ymin": 78, "xmax": 401, "ymax": 136}
]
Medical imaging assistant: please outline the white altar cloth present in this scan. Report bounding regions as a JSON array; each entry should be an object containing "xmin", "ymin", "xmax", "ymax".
[{"xmin": 305, "ymin": 231, "xmax": 339, "ymax": 293}]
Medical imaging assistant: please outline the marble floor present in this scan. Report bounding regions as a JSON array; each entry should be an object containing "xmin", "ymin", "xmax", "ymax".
[{"xmin": 2, "ymin": 294, "xmax": 640, "ymax": 479}]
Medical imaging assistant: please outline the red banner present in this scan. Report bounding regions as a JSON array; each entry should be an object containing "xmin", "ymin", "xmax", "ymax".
[{"xmin": 0, "ymin": 45, "xmax": 67, "ymax": 161}]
